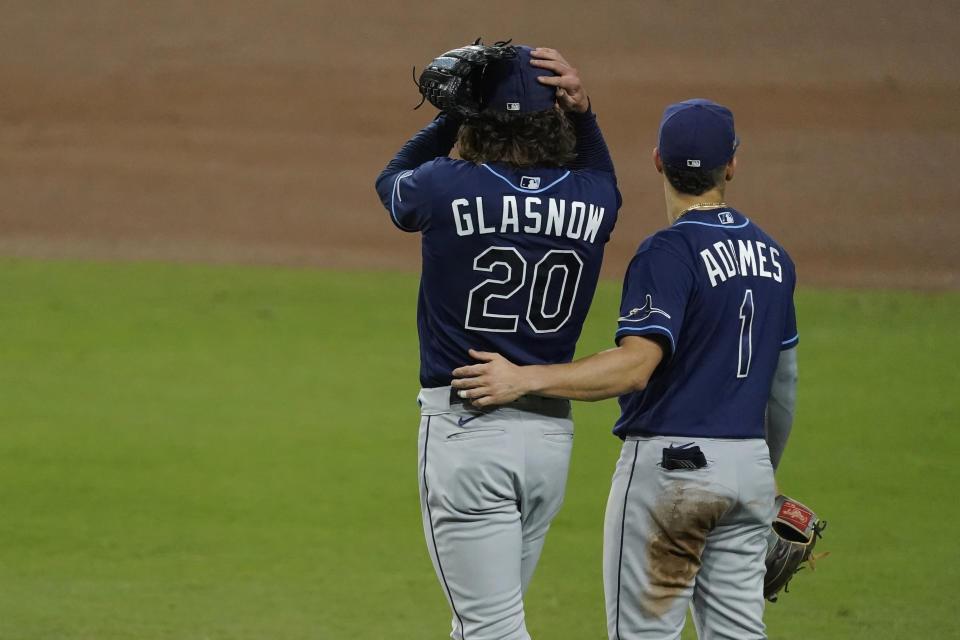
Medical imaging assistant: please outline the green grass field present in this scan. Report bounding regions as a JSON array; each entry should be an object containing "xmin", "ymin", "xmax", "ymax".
[{"xmin": 1, "ymin": 258, "xmax": 957, "ymax": 639}]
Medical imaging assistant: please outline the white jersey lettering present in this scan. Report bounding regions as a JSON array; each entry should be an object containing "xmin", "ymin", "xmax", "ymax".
[
  {"xmin": 701, "ymin": 249, "xmax": 726, "ymax": 287},
  {"xmin": 583, "ymin": 205, "xmax": 605, "ymax": 243},
  {"xmin": 770, "ymin": 246, "xmax": 783, "ymax": 282},
  {"xmin": 756, "ymin": 241, "xmax": 771, "ymax": 277},
  {"xmin": 699, "ymin": 239, "xmax": 787, "ymax": 287},
  {"xmin": 501, "ymin": 196, "xmax": 520, "ymax": 234},
  {"xmin": 546, "ymin": 198, "xmax": 565, "ymax": 237},
  {"xmin": 523, "ymin": 197, "xmax": 542, "ymax": 233},
  {"xmin": 737, "ymin": 239, "xmax": 758, "ymax": 276},
  {"xmin": 448, "ymin": 196, "xmax": 607, "ymax": 245},
  {"xmin": 566, "ymin": 201, "xmax": 586, "ymax": 240},
  {"xmin": 476, "ymin": 198, "xmax": 495, "ymax": 234},
  {"xmin": 714, "ymin": 241, "xmax": 738, "ymax": 278},
  {"xmin": 452, "ymin": 198, "xmax": 474, "ymax": 236}
]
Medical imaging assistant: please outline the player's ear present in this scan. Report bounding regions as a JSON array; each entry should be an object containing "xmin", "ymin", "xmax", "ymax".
[
  {"xmin": 725, "ymin": 156, "xmax": 737, "ymax": 182},
  {"xmin": 653, "ymin": 147, "xmax": 663, "ymax": 174}
]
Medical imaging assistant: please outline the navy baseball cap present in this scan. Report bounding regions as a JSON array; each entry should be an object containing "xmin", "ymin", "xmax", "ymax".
[
  {"xmin": 658, "ymin": 99, "xmax": 739, "ymax": 169},
  {"xmin": 481, "ymin": 45, "xmax": 557, "ymax": 114}
]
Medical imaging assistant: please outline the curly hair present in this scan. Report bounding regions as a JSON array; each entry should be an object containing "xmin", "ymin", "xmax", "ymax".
[
  {"xmin": 457, "ymin": 108, "xmax": 576, "ymax": 168},
  {"xmin": 662, "ymin": 162, "xmax": 728, "ymax": 196}
]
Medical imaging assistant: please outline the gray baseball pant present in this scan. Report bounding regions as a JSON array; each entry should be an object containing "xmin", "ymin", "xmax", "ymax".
[
  {"xmin": 604, "ymin": 436, "xmax": 776, "ymax": 640},
  {"xmin": 417, "ymin": 386, "xmax": 574, "ymax": 640}
]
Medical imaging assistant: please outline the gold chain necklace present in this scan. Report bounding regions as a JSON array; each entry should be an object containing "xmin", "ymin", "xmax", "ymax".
[{"xmin": 677, "ymin": 201, "xmax": 728, "ymax": 218}]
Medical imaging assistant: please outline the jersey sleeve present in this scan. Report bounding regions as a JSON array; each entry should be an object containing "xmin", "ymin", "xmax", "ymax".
[
  {"xmin": 374, "ymin": 114, "xmax": 460, "ymax": 232},
  {"xmin": 781, "ymin": 288, "xmax": 799, "ymax": 349},
  {"xmin": 615, "ymin": 243, "xmax": 695, "ymax": 359},
  {"xmin": 381, "ymin": 164, "xmax": 432, "ymax": 232},
  {"xmin": 568, "ymin": 104, "xmax": 615, "ymax": 174},
  {"xmin": 567, "ymin": 104, "xmax": 623, "ymax": 212}
]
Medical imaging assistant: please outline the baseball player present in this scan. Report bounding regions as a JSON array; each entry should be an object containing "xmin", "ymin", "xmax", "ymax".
[
  {"xmin": 374, "ymin": 47, "xmax": 621, "ymax": 640},
  {"xmin": 452, "ymin": 99, "xmax": 799, "ymax": 639}
]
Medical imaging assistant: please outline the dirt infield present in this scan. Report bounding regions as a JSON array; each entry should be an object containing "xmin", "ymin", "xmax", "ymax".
[{"xmin": 2, "ymin": 1, "xmax": 958, "ymax": 289}]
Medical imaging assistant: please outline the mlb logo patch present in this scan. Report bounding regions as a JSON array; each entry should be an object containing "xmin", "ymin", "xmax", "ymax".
[
  {"xmin": 718, "ymin": 211, "xmax": 734, "ymax": 224},
  {"xmin": 506, "ymin": 102, "xmax": 520, "ymax": 111},
  {"xmin": 686, "ymin": 159, "xmax": 701, "ymax": 167},
  {"xmin": 520, "ymin": 176, "xmax": 541, "ymax": 190}
]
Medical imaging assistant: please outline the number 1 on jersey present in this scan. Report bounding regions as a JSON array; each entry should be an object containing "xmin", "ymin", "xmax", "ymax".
[{"xmin": 737, "ymin": 289, "xmax": 754, "ymax": 378}]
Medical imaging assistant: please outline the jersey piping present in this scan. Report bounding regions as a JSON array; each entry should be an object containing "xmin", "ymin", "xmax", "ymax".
[
  {"xmin": 673, "ymin": 218, "xmax": 751, "ymax": 230},
  {"xmin": 390, "ymin": 170, "xmax": 418, "ymax": 232},
  {"xmin": 480, "ymin": 164, "xmax": 572, "ymax": 193},
  {"xmin": 615, "ymin": 325, "xmax": 677, "ymax": 354}
]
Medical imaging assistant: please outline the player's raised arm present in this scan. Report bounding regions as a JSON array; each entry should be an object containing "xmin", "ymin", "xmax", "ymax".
[
  {"xmin": 452, "ymin": 336, "xmax": 664, "ymax": 405},
  {"xmin": 532, "ymin": 48, "xmax": 617, "ymax": 178},
  {"xmin": 376, "ymin": 114, "xmax": 461, "ymax": 176},
  {"xmin": 376, "ymin": 40, "xmax": 519, "ymax": 215},
  {"xmin": 373, "ymin": 113, "xmax": 461, "ymax": 220}
]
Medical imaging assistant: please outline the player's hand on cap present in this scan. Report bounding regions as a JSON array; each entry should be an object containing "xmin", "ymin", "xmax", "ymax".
[
  {"xmin": 530, "ymin": 48, "xmax": 589, "ymax": 114},
  {"xmin": 452, "ymin": 349, "xmax": 528, "ymax": 407}
]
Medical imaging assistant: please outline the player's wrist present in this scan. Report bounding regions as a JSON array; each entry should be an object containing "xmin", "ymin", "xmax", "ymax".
[
  {"xmin": 523, "ymin": 365, "xmax": 549, "ymax": 396},
  {"xmin": 567, "ymin": 96, "xmax": 592, "ymax": 115}
]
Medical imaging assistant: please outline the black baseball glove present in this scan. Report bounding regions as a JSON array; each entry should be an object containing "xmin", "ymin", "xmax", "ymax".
[
  {"xmin": 764, "ymin": 494, "xmax": 828, "ymax": 602},
  {"xmin": 414, "ymin": 38, "xmax": 518, "ymax": 118}
]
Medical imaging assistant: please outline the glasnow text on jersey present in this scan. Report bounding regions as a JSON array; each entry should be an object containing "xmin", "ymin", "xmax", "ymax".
[{"xmin": 450, "ymin": 195, "xmax": 607, "ymax": 244}]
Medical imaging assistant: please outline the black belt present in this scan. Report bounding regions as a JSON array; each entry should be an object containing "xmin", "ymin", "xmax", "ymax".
[{"xmin": 448, "ymin": 388, "xmax": 570, "ymax": 418}]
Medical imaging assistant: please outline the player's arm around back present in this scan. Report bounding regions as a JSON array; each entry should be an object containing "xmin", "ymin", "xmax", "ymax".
[{"xmin": 452, "ymin": 336, "xmax": 663, "ymax": 406}]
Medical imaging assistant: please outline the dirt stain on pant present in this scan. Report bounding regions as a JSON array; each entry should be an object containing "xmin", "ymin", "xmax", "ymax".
[{"xmin": 642, "ymin": 482, "xmax": 733, "ymax": 618}]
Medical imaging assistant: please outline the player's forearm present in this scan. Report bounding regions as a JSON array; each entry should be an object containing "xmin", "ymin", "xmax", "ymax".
[
  {"xmin": 527, "ymin": 345, "xmax": 656, "ymax": 402},
  {"xmin": 374, "ymin": 114, "xmax": 461, "ymax": 212},
  {"xmin": 568, "ymin": 105, "xmax": 616, "ymax": 174},
  {"xmin": 765, "ymin": 347, "xmax": 798, "ymax": 470},
  {"xmin": 377, "ymin": 114, "xmax": 461, "ymax": 177}
]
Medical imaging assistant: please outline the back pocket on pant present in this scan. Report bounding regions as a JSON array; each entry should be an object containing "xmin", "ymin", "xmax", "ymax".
[{"xmin": 445, "ymin": 428, "xmax": 505, "ymax": 442}]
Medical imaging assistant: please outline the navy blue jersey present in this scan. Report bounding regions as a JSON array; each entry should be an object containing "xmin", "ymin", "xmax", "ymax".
[
  {"xmin": 613, "ymin": 207, "xmax": 798, "ymax": 439},
  {"xmin": 376, "ymin": 111, "xmax": 620, "ymax": 387}
]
